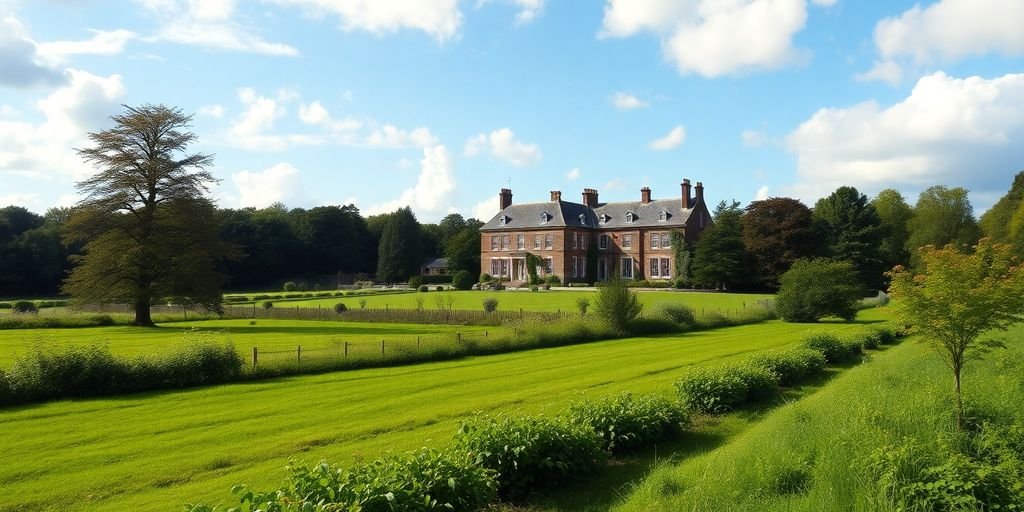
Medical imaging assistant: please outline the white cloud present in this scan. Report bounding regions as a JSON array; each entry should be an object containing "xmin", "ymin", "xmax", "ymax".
[
  {"xmin": 755, "ymin": 186, "xmax": 770, "ymax": 200},
  {"xmin": 0, "ymin": 16, "xmax": 65, "ymax": 88},
  {"xmin": 464, "ymin": 128, "xmax": 541, "ymax": 166},
  {"xmin": 37, "ymin": 29, "xmax": 137, "ymax": 62},
  {"xmin": 873, "ymin": 0, "xmax": 1024, "ymax": 64},
  {"xmin": 366, "ymin": 125, "xmax": 438, "ymax": 149},
  {"xmin": 786, "ymin": 72, "xmax": 1024, "ymax": 199},
  {"xmin": 741, "ymin": 129, "xmax": 767, "ymax": 147},
  {"xmin": 600, "ymin": 0, "xmax": 809, "ymax": 77},
  {"xmin": 648, "ymin": 125, "xmax": 686, "ymax": 150},
  {"xmin": 198, "ymin": 104, "xmax": 225, "ymax": 117},
  {"xmin": 366, "ymin": 145, "xmax": 456, "ymax": 216},
  {"xmin": 139, "ymin": 0, "xmax": 299, "ymax": 56},
  {"xmin": 471, "ymin": 195, "xmax": 499, "ymax": 221},
  {"xmin": 854, "ymin": 59, "xmax": 903, "ymax": 86},
  {"xmin": 0, "ymin": 192, "xmax": 43, "ymax": 210},
  {"xmin": 231, "ymin": 162, "xmax": 304, "ymax": 208},
  {"xmin": 510, "ymin": 0, "xmax": 545, "ymax": 25},
  {"xmin": 227, "ymin": 87, "xmax": 287, "ymax": 149},
  {"xmin": 0, "ymin": 69, "xmax": 126, "ymax": 180},
  {"xmin": 810, "ymin": 0, "xmax": 835, "ymax": 6},
  {"xmin": 270, "ymin": 0, "xmax": 464, "ymax": 42},
  {"xmin": 610, "ymin": 92, "xmax": 649, "ymax": 110},
  {"xmin": 566, "ymin": 167, "xmax": 581, "ymax": 181}
]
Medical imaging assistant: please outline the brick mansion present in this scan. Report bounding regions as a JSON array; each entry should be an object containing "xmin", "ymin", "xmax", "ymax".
[{"xmin": 479, "ymin": 179, "xmax": 713, "ymax": 283}]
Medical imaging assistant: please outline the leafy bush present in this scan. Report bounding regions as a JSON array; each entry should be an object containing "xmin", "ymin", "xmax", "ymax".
[
  {"xmin": 455, "ymin": 414, "xmax": 605, "ymax": 499},
  {"xmin": 283, "ymin": 281, "xmax": 297, "ymax": 292},
  {"xmin": 452, "ymin": 270, "xmax": 474, "ymax": 291},
  {"xmin": 747, "ymin": 348, "xmax": 827, "ymax": 386},
  {"xmin": 594, "ymin": 277, "xmax": 642, "ymax": 331},
  {"xmin": 358, "ymin": 299, "xmax": 367, "ymax": 309},
  {"xmin": 479, "ymin": 273, "xmax": 492, "ymax": 283},
  {"xmin": 567, "ymin": 393, "xmax": 689, "ymax": 453},
  {"xmin": 575, "ymin": 297, "xmax": 589, "ymax": 315},
  {"xmin": 418, "ymin": 285, "xmax": 429, "ymax": 293},
  {"xmin": 675, "ymin": 363, "xmax": 779, "ymax": 414},
  {"xmin": 0, "ymin": 302, "xmax": 11, "ymax": 309},
  {"xmin": 333, "ymin": 303, "xmax": 347, "ymax": 314},
  {"xmin": 435, "ymin": 286, "xmax": 444, "ymax": 292},
  {"xmin": 196, "ymin": 448, "xmax": 498, "ymax": 512},
  {"xmin": 408, "ymin": 276, "xmax": 424, "ymax": 289},
  {"xmin": 775, "ymin": 258, "xmax": 862, "ymax": 323},
  {"xmin": 800, "ymin": 330, "xmax": 863, "ymax": 364},
  {"xmin": 545, "ymin": 275, "xmax": 561, "ymax": 286},
  {"xmin": 12, "ymin": 301, "xmax": 37, "ymax": 314},
  {"xmin": 482, "ymin": 298, "xmax": 498, "ymax": 313},
  {"xmin": 262, "ymin": 300, "xmax": 273, "ymax": 309},
  {"xmin": 867, "ymin": 324, "xmax": 899, "ymax": 345},
  {"xmin": 658, "ymin": 303, "xmax": 697, "ymax": 327}
]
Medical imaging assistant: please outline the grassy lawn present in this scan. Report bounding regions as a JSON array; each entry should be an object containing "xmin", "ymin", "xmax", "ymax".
[
  {"xmin": 0, "ymin": 311, "xmax": 882, "ymax": 512},
  {"xmin": 258, "ymin": 289, "xmax": 774, "ymax": 314},
  {"xmin": 0, "ymin": 319, "xmax": 498, "ymax": 368}
]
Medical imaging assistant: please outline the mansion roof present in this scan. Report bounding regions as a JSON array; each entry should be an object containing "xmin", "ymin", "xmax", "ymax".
[{"xmin": 480, "ymin": 198, "xmax": 694, "ymax": 232}]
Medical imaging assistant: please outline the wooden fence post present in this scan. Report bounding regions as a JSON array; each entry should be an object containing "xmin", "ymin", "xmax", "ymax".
[
  {"xmin": 457, "ymin": 332, "xmax": 462, "ymax": 344},
  {"xmin": 381, "ymin": 340, "xmax": 385, "ymax": 357},
  {"xmin": 417, "ymin": 336, "xmax": 420, "ymax": 348},
  {"xmin": 344, "ymin": 341, "xmax": 349, "ymax": 358},
  {"xmin": 297, "ymin": 345, "xmax": 301, "ymax": 364},
  {"xmin": 251, "ymin": 347, "xmax": 258, "ymax": 370}
]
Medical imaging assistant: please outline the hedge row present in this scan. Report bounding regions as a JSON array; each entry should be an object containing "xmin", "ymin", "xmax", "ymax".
[{"xmin": 676, "ymin": 323, "xmax": 905, "ymax": 414}]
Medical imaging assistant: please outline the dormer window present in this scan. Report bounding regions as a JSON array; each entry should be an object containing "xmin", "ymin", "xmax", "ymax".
[
  {"xmin": 599, "ymin": 213, "xmax": 610, "ymax": 224},
  {"xmin": 625, "ymin": 212, "xmax": 635, "ymax": 223},
  {"xmin": 539, "ymin": 212, "xmax": 550, "ymax": 224},
  {"xmin": 658, "ymin": 211, "xmax": 668, "ymax": 221},
  {"xmin": 499, "ymin": 215, "xmax": 509, "ymax": 226},
  {"xmin": 578, "ymin": 213, "xmax": 587, "ymax": 225}
]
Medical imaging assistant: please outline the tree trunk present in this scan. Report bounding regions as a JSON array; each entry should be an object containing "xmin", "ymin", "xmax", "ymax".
[
  {"xmin": 133, "ymin": 296, "xmax": 154, "ymax": 327},
  {"xmin": 954, "ymin": 366, "xmax": 964, "ymax": 431}
]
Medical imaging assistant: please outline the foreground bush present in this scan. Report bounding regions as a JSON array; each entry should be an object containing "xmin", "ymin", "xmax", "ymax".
[
  {"xmin": 455, "ymin": 414, "xmax": 604, "ymax": 499},
  {"xmin": 658, "ymin": 303, "xmax": 697, "ymax": 327},
  {"xmin": 188, "ymin": 448, "xmax": 497, "ymax": 512},
  {"xmin": 567, "ymin": 393, "xmax": 689, "ymax": 453},
  {"xmin": 452, "ymin": 270, "xmax": 474, "ymax": 291},
  {"xmin": 2, "ymin": 339, "xmax": 243, "ymax": 405},
  {"xmin": 775, "ymin": 258, "xmax": 862, "ymax": 323},
  {"xmin": 747, "ymin": 348, "xmax": 828, "ymax": 386},
  {"xmin": 12, "ymin": 300, "xmax": 38, "ymax": 314},
  {"xmin": 675, "ymin": 363, "xmax": 779, "ymax": 414},
  {"xmin": 800, "ymin": 331, "xmax": 863, "ymax": 364}
]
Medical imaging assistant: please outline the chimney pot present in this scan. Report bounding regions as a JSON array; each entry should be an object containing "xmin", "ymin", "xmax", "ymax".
[
  {"xmin": 550, "ymin": 190, "xmax": 562, "ymax": 202},
  {"xmin": 695, "ymin": 182, "xmax": 704, "ymax": 204},
  {"xmin": 641, "ymin": 187, "xmax": 652, "ymax": 204},
  {"xmin": 681, "ymin": 179, "xmax": 692, "ymax": 209},
  {"xmin": 582, "ymin": 188, "xmax": 599, "ymax": 208},
  {"xmin": 499, "ymin": 188, "xmax": 513, "ymax": 210}
]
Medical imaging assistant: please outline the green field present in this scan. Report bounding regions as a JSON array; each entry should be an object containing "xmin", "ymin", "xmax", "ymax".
[
  {"xmin": 0, "ymin": 311, "xmax": 882, "ymax": 512},
  {"xmin": 248, "ymin": 289, "xmax": 774, "ymax": 314},
  {"xmin": 613, "ymin": 322, "xmax": 1024, "ymax": 512},
  {"xmin": 0, "ymin": 320, "xmax": 498, "ymax": 368}
]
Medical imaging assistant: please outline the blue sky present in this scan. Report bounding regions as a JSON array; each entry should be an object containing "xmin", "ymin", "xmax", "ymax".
[{"xmin": 1, "ymin": 0, "xmax": 1023, "ymax": 222}]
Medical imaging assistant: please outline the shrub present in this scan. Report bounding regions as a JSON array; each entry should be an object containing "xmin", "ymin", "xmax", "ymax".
[
  {"xmin": 452, "ymin": 270, "xmax": 475, "ymax": 291},
  {"xmin": 800, "ymin": 331, "xmax": 862, "ymax": 364},
  {"xmin": 0, "ymin": 302, "xmax": 11, "ymax": 309},
  {"xmin": 12, "ymin": 301, "xmax": 37, "ymax": 314},
  {"xmin": 594, "ymin": 277, "xmax": 642, "ymax": 331},
  {"xmin": 358, "ymin": 299, "xmax": 367, "ymax": 309},
  {"xmin": 455, "ymin": 414, "xmax": 604, "ymax": 499},
  {"xmin": 747, "ymin": 348, "xmax": 827, "ymax": 386},
  {"xmin": 408, "ymin": 276, "xmax": 424, "ymax": 290},
  {"xmin": 775, "ymin": 258, "xmax": 862, "ymax": 322},
  {"xmin": 262, "ymin": 301, "xmax": 273, "ymax": 309},
  {"xmin": 298, "ymin": 282, "xmax": 308, "ymax": 291},
  {"xmin": 334, "ymin": 303, "xmax": 347, "ymax": 314},
  {"xmin": 675, "ymin": 363, "xmax": 779, "ymax": 414},
  {"xmin": 545, "ymin": 275, "xmax": 561, "ymax": 286},
  {"xmin": 435, "ymin": 286, "xmax": 444, "ymax": 292},
  {"xmin": 575, "ymin": 297, "xmax": 589, "ymax": 315},
  {"xmin": 867, "ymin": 324, "xmax": 899, "ymax": 345},
  {"xmin": 482, "ymin": 298, "xmax": 498, "ymax": 313},
  {"xmin": 658, "ymin": 303, "xmax": 697, "ymax": 327},
  {"xmin": 567, "ymin": 393, "xmax": 689, "ymax": 453},
  {"xmin": 479, "ymin": 273, "xmax": 492, "ymax": 283},
  {"xmin": 417, "ymin": 285, "xmax": 429, "ymax": 293},
  {"xmin": 529, "ymin": 285, "xmax": 539, "ymax": 292},
  {"xmin": 674, "ymin": 277, "xmax": 687, "ymax": 289},
  {"xmin": 283, "ymin": 281, "xmax": 297, "ymax": 292}
]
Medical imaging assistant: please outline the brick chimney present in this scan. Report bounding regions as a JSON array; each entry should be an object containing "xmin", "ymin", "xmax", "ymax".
[
  {"xmin": 681, "ymin": 179, "xmax": 692, "ymax": 209},
  {"xmin": 695, "ymin": 181, "xmax": 704, "ymax": 204},
  {"xmin": 582, "ymin": 188, "xmax": 599, "ymax": 208},
  {"xmin": 640, "ymin": 187, "xmax": 652, "ymax": 204},
  {"xmin": 550, "ymin": 190, "xmax": 562, "ymax": 202},
  {"xmin": 499, "ymin": 188, "xmax": 513, "ymax": 210}
]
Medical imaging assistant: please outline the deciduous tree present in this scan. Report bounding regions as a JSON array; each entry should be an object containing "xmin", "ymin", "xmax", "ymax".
[
  {"xmin": 906, "ymin": 186, "xmax": 981, "ymax": 265},
  {"xmin": 742, "ymin": 197, "xmax": 817, "ymax": 288},
  {"xmin": 774, "ymin": 258, "xmax": 862, "ymax": 323},
  {"xmin": 871, "ymin": 189, "xmax": 913, "ymax": 273},
  {"xmin": 887, "ymin": 240, "xmax": 1024, "ymax": 429}
]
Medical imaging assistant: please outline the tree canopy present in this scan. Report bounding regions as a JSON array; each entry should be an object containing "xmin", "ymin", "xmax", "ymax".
[
  {"xmin": 906, "ymin": 186, "xmax": 981, "ymax": 265},
  {"xmin": 813, "ymin": 186, "xmax": 884, "ymax": 290},
  {"xmin": 774, "ymin": 258, "xmax": 862, "ymax": 323},
  {"xmin": 375, "ymin": 207, "xmax": 422, "ymax": 282},
  {"xmin": 691, "ymin": 201, "xmax": 747, "ymax": 290},
  {"xmin": 742, "ymin": 197, "xmax": 817, "ymax": 288},
  {"xmin": 871, "ymin": 188, "xmax": 913, "ymax": 273},
  {"xmin": 63, "ymin": 104, "xmax": 234, "ymax": 326}
]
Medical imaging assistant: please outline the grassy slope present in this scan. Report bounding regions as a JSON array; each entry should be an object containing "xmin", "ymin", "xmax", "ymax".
[
  {"xmin": 612, "ymin": 323, "xmax": 1024, "ymax": 512},
  {"xmin": 0, "ymin": 314, "xmax": 877, "ymax": 512},
  {"xmin": 250, "ymin": 289, "xmax": 773, "ymax": 313},
  {"xmin": 0, "ymin": 320, "xmax": 498, "ymax": 367}
]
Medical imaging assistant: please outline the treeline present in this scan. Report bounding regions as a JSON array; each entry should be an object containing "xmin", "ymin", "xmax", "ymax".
[
  {"xmin": 685, "ymin": 174, "xmax": 1023, "ymax": 291},
  {"xmin": 0, "ymin": 203, "xmax": 483, "ymax": 296}
]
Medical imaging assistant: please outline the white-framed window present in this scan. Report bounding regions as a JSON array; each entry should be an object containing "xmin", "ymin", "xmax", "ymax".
[
  {"xmin": 625, "ymin": 212, "xmax": 634, "ymax": 223},
  {"xmin": 501, "ymin": 235, "xmax": 510, "ymax": 250},
  {"xmin": 545, "ymin": 234, "xmax": 553, "ymax": 249},
  {"xmin": 491, "ymin": 259, "xmax": 500, "ymax": 276},
  {"xmin": 600, "ymin": 214, "xmax": 610, "ymax": 224},
  {"xmin": 599, "ymin": 234, "xmax": 609, "ymax": 250},
  {"xmin": 650, "ymin": 233, "xmax": 660, "ymax": 250},
  {"xmin": 658, "ymin": 211, "xmax": 667, "ymax": 221},
  {"xmin": 571, "ymin": 256, "xmax": 578, "ymax": 278},
  {"xmin": 650, "ymin": 257, "xmax": 660, "ymax": 277},
  {"xmin": 540, "ymin": 212, "xmax": 549, "ymax": 224},
  {"xmin": 517, "ymin": 234, "xmax": 525, "ymax": 250},
  {"xmin": 579, "ymin": 234, "xmax": 586, "ymax": 249},
  {"xmin": 622, "ymin": 258, "xmax": 633, "ymax": 279},
  {"xmin": 490, "ymin": 236, "xmax": 498, "ymax": 251},
  {"xmin": 533, "ymin": 235, "xmax": 541, "ymax": 250},
  {"xmin": 499, "ymin": 215, "xmax": 509, "ymax": 225},
  {"xmin": 573, "ymin": 232, "xmax": 578, "ymax": 249},
  {"xmin": 623, "ymin": 234, "xmax": 632, "ymax": 249},
  {"xmin": 661, "ymin": 233, "xmax": 671, "ymax": 249},
  {"xmin": 580, "ymin": 257, "xmax": 586, "ymax": 278},
  {"xmin": 544, "ymin": 257, "xmax": 553, "ymax": 274},
  {"xmin": 660, "ymin": 258, "xmax": 671, "ymax": 278},
  {"xmin": 579, "ymin": 213, "xmax": 587, "ymax": 225}
]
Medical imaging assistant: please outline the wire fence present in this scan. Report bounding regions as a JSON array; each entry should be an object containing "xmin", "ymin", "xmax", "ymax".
[
  {"xmin": 245, "ymin": 331, "xmax": 495, "ymax": 369},
  {"xmin": 220, "ymin": 304, "xmax": 575, "ymax": 325}
]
